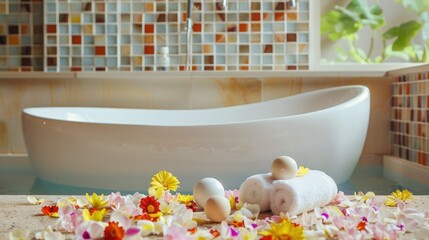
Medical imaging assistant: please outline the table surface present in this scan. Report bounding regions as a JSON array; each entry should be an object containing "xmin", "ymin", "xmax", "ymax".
[{"xmin": 1, "ymin": 195, "xmax": 428, "ymax": 239}]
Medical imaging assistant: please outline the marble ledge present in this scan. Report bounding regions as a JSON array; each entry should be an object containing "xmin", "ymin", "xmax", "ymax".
[{"xmin": 0, "ymin": 70, "xmax": 389, "ymax": 80}]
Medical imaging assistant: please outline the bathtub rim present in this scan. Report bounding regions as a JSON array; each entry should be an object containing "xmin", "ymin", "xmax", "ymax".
[{"xmin": 22, "ymin": 85, "xmax": 370, "ymax": 127}]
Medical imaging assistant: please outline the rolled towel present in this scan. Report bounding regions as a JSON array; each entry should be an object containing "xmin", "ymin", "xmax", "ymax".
[
  {"xmin": 239, "ymin": 173, "xmax": 274, "ymax": 212},
  {"xmin": 270, "ymin": 170, "xmax": 337, "ymax": 216}
]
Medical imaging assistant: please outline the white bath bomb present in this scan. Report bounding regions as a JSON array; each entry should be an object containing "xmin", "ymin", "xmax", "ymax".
[
  {"xmin": 204, "ymin": 195, "xmax": 231, "ymax": 222},
  {"xmin": 271, "ymin": 156, "xmax": 298, "ymax": 180},
  {"xmin": 193, "ymin": 177, "xmax": 225, "ymax": 208}
]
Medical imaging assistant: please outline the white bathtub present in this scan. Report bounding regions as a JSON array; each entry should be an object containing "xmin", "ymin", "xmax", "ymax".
[{"xmin": 22, "ymin": 85, "xmax": 370, "ymax": 192}]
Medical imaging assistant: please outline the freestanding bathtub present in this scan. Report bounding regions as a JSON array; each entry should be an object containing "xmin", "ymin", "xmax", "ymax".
[{"xmin": 22, "ymin": 85, "xmax": 370, "ymax": 192}]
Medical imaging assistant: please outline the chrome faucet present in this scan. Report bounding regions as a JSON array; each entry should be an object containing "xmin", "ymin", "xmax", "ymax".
[
  {"xmin": 185, "ymin": 0, "xmax": 193, "ymax": 71},
  {"xmin": 288, "ymin": 0, "xmax": 297, "ymax": 9}
]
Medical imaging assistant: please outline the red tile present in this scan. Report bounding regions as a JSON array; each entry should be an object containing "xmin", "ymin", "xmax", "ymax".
[
  {"xmin": 95, "ymin": 46, "xmax": 106, "ymax": 55},
  {"xmin": 193, "ymin": 23, "xmax": 202, "ymax": 32},
  {"xmin": 251, "ymin": 13, "xmax": 261, "ymax": 21},
  {"xmin": 47, "ymin": 24, "xmax": 56, "ymax": 34},
  {"xmin": 144, "ymin": 45, "xmax": 154, "ymax": 54},
  {"xmin": 72, "ymin": 35, "xmax": 82, "ymax": 44},
  {"xmin": 144, "ymin": 24, "xmax": 154, "ymax": 33}
]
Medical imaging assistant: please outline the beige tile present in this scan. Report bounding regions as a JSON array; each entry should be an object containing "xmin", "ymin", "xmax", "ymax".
[
  {"xmin": 341, "ymin": 77, "xmax": 391, "ymax": 154},
  {"xmin": 301, "ymin": 77, "xmax": 343, "ymax": 92},
  {"xmin": 262, "ymin": 77, "xmax": 302, "ymax": 101},
  {"xmin": 150, "ymin": 77, "xmax": 193, "ymax": 109},
  {"xmin": 192, "ymin": 77, "xmax": 261, "ymax": 109},
  {"xmin": 101, "ymin": 78, "xmax": 153, "ymax": 109}
]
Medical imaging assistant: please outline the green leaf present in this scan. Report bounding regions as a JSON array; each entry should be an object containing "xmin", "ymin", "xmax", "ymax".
[
  {"xmin": 346, "ymin": 0, "xmax": 385, "ymax": 29},
  {"xmin": 394, "ymin": 0, "xmax": 429, "ymax": 14},
  {"xmin": 383, "ymin": 20, "xmax": 423, "ymax": 51},
  {"xmin": 321, "ymin": 9, "xmax": 361, "ymax": 40}
]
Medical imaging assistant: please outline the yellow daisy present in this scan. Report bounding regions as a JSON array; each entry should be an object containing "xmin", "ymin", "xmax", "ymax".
[
  {"xmin": 86, "ymin": 193, "xmax": 109, "ymax": 209},
  {"xmin": 150, "ymin": 170, "xmax": 180, "ymax": 192},
  {"xmin": 384, "ymin": 189, "xmax": 413, "ymax": 207},
  {"xmin": 259, "ymin": 219, "xmax": 305, "ymax": 240}
]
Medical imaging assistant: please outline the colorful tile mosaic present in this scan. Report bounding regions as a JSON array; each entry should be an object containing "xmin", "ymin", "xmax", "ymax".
[
  {"xmin": 0, "ymin": 0, "xmax": 44, "ymax": 71},
  {"xmin": 1, "ymin": 0, "xmax": 310, "ymax": 72},
  {"xmin": 391, "ymin": 70, "xmax": 429, "ymax": 166}
]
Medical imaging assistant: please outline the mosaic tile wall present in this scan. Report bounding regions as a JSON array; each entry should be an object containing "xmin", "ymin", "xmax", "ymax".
[
  {"xmin": 0, "ymin": 0, "xmax": 44, "ymax": 71},
  {"xmin": 0, "ymin": 0, "xmax": 310, "ymax": 72},
  {"xmin": 391, "ymin": 70, "xmax": 429, "ymax": 166}
]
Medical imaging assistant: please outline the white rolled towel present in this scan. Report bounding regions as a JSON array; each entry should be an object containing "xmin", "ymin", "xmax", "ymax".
[
  {"xmin": 239, "ymin": 173, "xmax": 274, "ymax": 212},
  {"xmin": 270, "ymin": 170, "xmax": 337, "ymax": 216}
]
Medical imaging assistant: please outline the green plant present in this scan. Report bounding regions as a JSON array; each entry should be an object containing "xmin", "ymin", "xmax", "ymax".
[{"xmin": 321, "ymin": 0, "xmax": 429, "ymax": 63}]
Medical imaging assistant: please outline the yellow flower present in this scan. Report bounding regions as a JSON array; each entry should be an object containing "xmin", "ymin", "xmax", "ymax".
[
  {"xmin": 259, "ymin": 219, "xmax": 305, "ymax": 240},
  {"xmin": 354, "ymin": 191, "xmax": 375, "ymax": 203},
  {"xmin": 176, "ymin": 194, "xmax": 194, "ymax": 204},
  {"xmin": 150, "ymin": 170, "xmax": 180, "ymax": 192},
  {"xmin": 82, "ymin": 208, "xmax": 107, "ymax": 222},
  {"xmin": 384, "ymin": 189, "xmax": 413, "ymax": 207},
  {"xmin": 148, "ymin": 186, "xmax": 165, "ymax": 199},
  {"xmin": 86, "ymin": 193, "xmax": 109, "ymax": 209},
  {"xmin": 295, "ymin": 166, "xmax": 309, "ymax": 177}
]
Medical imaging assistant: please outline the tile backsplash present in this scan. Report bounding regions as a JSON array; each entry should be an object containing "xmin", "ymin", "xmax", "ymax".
[
  {"xmin": 0, "ymin": 0, "xmax": 310, "ymax": 72},
  {"xmin": 391, "ymin": 70, "xmax": 429, "ymax": 166}
]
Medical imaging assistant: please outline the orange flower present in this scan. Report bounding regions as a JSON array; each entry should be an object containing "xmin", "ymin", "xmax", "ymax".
[
  {"xmin": 140, "ymin": 196, "xmax": 160, "ymax": 214},
  {"xmin": 41, "ymin": 205, "xmax": 59, "ymax": 218},
  {"xmin": 133, "ymin": 213, "xmax": 161, "ymax": 222},
  {"xmin": 104, "ymin": 221, "xmax": 125, "ymax": 240},
  {"xmin": 188, "ymin": 227, "xmax": 198, "ymax": 234},
  {"xmin": 210, "ymin": 229, "xmax": 221, "ymax": 238},
  {"xmin": 357, "ymin": 221, "xmax": 367, "ymax": 231}
]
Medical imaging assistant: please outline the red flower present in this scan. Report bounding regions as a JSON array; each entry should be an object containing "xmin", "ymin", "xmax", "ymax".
[
  {"xmin": 41, "ymin": 205, "xmax": 58, "ymax": 217},
  {"xmin": 139, "ymin": 196, "xmax": 160, "ymax": 214},
  {"xmin": 186, "ymin": 201, "xmax": 197, "ymax": 212},
  {"xmin": 104, "ymin": 221, "xmax": 125, "ymax": 240}
]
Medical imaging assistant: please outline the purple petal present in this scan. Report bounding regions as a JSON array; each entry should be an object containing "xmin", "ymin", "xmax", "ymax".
[
  {"xmin": 321, "ymin": 213, "xmax": 329, "ymax": 220},
  {"xmin": 230, "ymin": 227, "xmax": 239, "ymax": 237},
  {"xmin": 82, "ymin": 231, "xmax": 90, "ymax": 239},
  {"xmin": 126, "ymin": 227, "xmax": 141, "ymax": 236}
]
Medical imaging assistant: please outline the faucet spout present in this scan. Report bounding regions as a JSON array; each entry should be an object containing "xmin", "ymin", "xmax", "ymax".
[
  {"xmin": 185, "ymin": 0, "xmax": 193, "ymax": 71},
  {"xmin": 288, "ymin": 0, "xmax": 297, "ymax": 9}
]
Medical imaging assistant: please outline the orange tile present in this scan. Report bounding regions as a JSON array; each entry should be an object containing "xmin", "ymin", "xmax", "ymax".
[
  {"xmin": 239, "ymin": 23, "xmax": 248, "ymax": 32},
  {"xmin": 144, "ymin": 45, "xmax": 154, "ymax": 54},
  {"xmin": 275, "ymin": 12, "xmax": 285, "ymax": 21},
  {"xmin": 144, "ymin": 35, "xmax": 154, "ymax": 44},
  {"xmin": 95, "ymin": 46, "xmax": 106, "ymax": 55},
  {"xmin": 72, "ymin": 35, "xmax": 82, "ymax": 44},
  {"xmin": 251, "ymin": 12, "xmax": 261, "ymax": 21},
  {"xmin": 215, "ymin": 34, "xmax": 225, "ymax": 43},
  {"xmin": 46, "ymin": 24, "xmax": 56, "ymax": 33},
  {"xmin": 193, "ymin": 23, "xmax": 202, "ymax": 32},
  {"xmin": 287, "ymin": 12, "xmax": 297, "ymax": 21},
  {"xmin": 144, "ymin": 3, "xmax": 155, "ymax": 12},
  {"xmin": 144, "ymin": 24, "xmax": 154, "ymax": 33},
  {"xmin": 8, "ymin": 35, "xmax": 19, "ymax": 45}
]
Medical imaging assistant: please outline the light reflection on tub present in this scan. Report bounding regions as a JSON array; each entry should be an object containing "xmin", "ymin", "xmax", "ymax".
[{"xmin": 22, "ymin": 85, "xmax": 370, "ymax": 192}]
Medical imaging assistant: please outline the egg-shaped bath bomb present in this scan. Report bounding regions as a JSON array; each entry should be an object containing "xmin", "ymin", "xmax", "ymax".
[
  {"xmin": 193, "ymin": 177, "xmax": 225, "ymax": 208},
  {"xmin": 204, "ymin": 195, "xmax": 231, "ymax": 222},
  {"xmin": 271, "ymin": 156, "xmax": 298, "ymax": 180}
]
